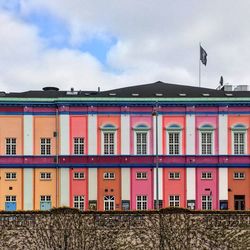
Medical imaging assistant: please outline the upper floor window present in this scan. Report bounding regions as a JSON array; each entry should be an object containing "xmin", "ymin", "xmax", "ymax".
[
  {"xmin": 6, "ymin": 138, "xmax": 16, "ymax": 155},
  {"xmin": 169, "ymin": 172, "xmax": 180, "ymax": 179},
  {"xmin": 101, "ymin": 124, "xmax": 117, "ymax": 155},
  {"xmin": 74, "ymin": 172, "xmax": 85, "ymax": 179},
  {"xmin": 166, "ymin": 124, "xmax": 182, "ymax": 155},
  {"xmin": 40, "ymin": 172, "xmax": 51, "ymax": 180},
  {"xmin": 5, "ymin": 172, "xmax": 16, "ymax": 180},
  {"xmin": 133, "ymin": 124, "xmax": 150, "ymax": 155},
  {"xmin": 232, "ymin": 124, "xmax": 247, "ymax": 155},
  {"xmin": 201, "ymin": 172, "xmax": 212, "ymax": 179},
  {"xmin": 136, "ymin": 172, "xmax": 147, "ymax": 179},
  {"xmin": 40, "ymin": 138, "xmax": 51, "ymax": 155},
  {"xmin": 199, "ymin": 124, "xmax": 214, "ymax": 155},
  {"xmin": 73, "ymin": 137, "xmax": 84, "ymax": 155},
  {"xmin": 234, "ymin": 172, "xmax": 245, "ymax": 180},
  {"xmin": 103, "ymin": 172, "xmax": 115, "ymax": 179}
]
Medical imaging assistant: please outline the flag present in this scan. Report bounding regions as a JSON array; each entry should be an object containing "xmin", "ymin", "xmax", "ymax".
[{"xmin": 200, "ymin": 45, "xmax": 207, "ymax": 66}]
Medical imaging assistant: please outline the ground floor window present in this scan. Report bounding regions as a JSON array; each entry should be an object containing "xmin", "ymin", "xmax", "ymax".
[
  {"xmin": 40, "ymin": 195, "xmax": 52, "ymax": 210},
  {"xmin": 5, "ymin": 195, "xmax": 16, "ymax": 211},
  {"xmin": 169, "ymin": 195, "xmax": 180, "ymax": 207},
  {"xmin": 74, "ymin": 195, "xmax": 85, "ymax": 211},
  {"xmin": 202, "ymin": 195, "xmax": 212, "ymax": 210},
  {"xmin": 104, "ymin": 195, "xmax": 115, "ymax": 211},
  {"xmin": 234, "ymin": 195, "xmax": 245, "ymax": 210},
  {"xmin": 136, "ymin": 195, "xmax": 147, "ymax": 210}
]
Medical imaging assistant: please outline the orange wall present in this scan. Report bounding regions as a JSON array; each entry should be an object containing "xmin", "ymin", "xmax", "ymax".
[
  {"xmin": 97, "ymin": 168, "xmax": 121, "ymax": 210},
  {"xmin": 97, "ymin": 116, "xmax": 121, "ymax": 155},
  {"xmin": 34, "ymin": 116, "xmax": 56, "ymax": 155},
  {"xmin": 0, "ymin": 116, "xmax": 23, "ymax": 155},
  {"xmin": 228, "ymin": 168, "xmax": 250, "ymax": 210},
  {"xmin": 33, "ymin": 168, "xmax": 57, "ymax": 209},
  {"xmin": 0, "ymin": 168, "xmax": 23, "ymax": 210}
]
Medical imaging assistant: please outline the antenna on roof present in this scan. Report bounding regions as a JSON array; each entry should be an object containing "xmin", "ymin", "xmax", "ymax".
[
  {"xmin": 98, "ymin": 87, "xmax": 100, "ymax": 92},
  {"xmin": 220, "ymin": 76, "xmax": 224, "ymax": 86}
]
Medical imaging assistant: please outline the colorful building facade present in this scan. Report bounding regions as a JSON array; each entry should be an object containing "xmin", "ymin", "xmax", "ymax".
[{"xmin": 0, "ymin": 82, "xmax": 249, "ymax": 211}]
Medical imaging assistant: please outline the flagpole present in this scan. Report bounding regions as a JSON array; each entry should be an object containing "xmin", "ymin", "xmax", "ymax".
[{"xmin": 199, "ymin": 42, "xmax": 201, "ymax": 87}]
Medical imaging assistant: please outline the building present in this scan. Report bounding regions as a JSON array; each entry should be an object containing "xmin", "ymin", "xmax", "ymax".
[{"xmin": 0, "ymin": 81, "xmax": 249, "ymax": 211}]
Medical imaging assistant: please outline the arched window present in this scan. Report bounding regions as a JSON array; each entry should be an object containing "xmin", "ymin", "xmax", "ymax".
[
  {"xmin": 133, "ymin": 124, "xmax": 150, "ymax": 155},
  {"xmin": 231, "ymin": 124, "xmax": 247, "ymax": 155},
  {"xmin": 100, "ymin": 124, "xmax": 117, "ymax": 155},
  {"xmin": 199, "ymin": 124, "xmax": 215, "ymax": 155},
  {"xmin": 166, "ymin": 124, "xmax": 182, "ymax": 155}
]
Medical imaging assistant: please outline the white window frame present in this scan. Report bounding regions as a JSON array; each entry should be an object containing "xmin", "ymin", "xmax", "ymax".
[
  {"xmin": 40, "ymin": 195, "xmax": 51, "ymax": 202},
  {"xmin": 136, "ymin": 172, "xmax": 147, "ymax": 179},
  {"xmin": 234, "ymin": 172, "xmax": 245, "ymax": 180},
  {"xmin": 101, "ymin": 124, "xmax": 117, "ymax": 155},
  {"xmin": 73, "ymin": 195, "xmax": 84, "ymax": 211},
  {"xmin": 133, "ymin": 124, "xmax": 150, "ymax": 155},
  {"xmin": 40, "ymin": 138, "xmax": 51, "ymax": 155},
  {"xmin": 6, "ymin": 138, "xmax": 16, "ymax": 155},
  {"xmin": 169, "ymin": 195, "xmax": 180, "ymax": 207},
  {"xmin": 104, "ymin": 195, "xmax": 115, "ymax": 211},
  {"xmin": 40, "ymin": 172, "xmax": 51, "ymax": 180},
  {"xmin": 169, "ymin": 172, "xmax": 180, "ymax": 180},
  {"xmin": 201, "ymin": 172, "xmax": 212, "ymax": 180},
  {"xmin": 136, "ymin": 195, "xmax": 148, "ymax": 210},
  {"xmin": 5, "ymin": 172, "xmax": 17, "ymax": 180},
  {"xmin": 73, "ymin": 137, "xmax": 85, "ymax": 155},
  {"xmin": 231, "ymin": 125, "xmax": 247, "ymax": 155},
  {"xmin": 135, "ymin": 131, "xmax": 149, "ymax": 155},
  {"xmin": 199, "ymin": 125, "xmax": 215, "ymax": 155},
  {"xmin": 6, "ymin": 195, "xmax": 16, "ymax": 202},
  {"xmin": 202, "ymin": 195, "xmax": 212, "ymax": 210},
  {"xmin": 166, "ymin": 125, "xmax": 182, "ymax": 155},
  {"xmin": 103, "ymin": 172, "xmax": 115, "ymax": 179},
  {"xmin": 73, "ymin": 172, "xmax": 85, "ymax": 180}
]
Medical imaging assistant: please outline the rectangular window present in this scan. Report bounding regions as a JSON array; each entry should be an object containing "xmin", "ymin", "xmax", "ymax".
[
  {"xmin": 40, "ymin": 172, "xmax": 51, "ymax": 180},
  {"xmin": 202, "ymin": 195, "xmax": 212, "ymax": 210},
  {"xmin": 104, "ymin": 195, "xmax": 115, "ymax": 211},
  {"xmin": 103, "ymin": 132, "xmax": 115, "ymax": 155},
  {"xmin": 136, "ymin": 195, "xmax": 147, "ymax": 210},
  {"xmin": 6, "ymin": 195, "xmax": 16, "ymax": 202},
  {"xmin": 169, "ymin": 195, "xmax": 180, "ymax": 207},
  {"xmin": 5, "ymin": 172, "xmax": 16, "ymax": 180},
  {"xmin": 40, "ymin": 195, "xmax": 51, "ymax": 202},
  {"xmin": 73, "ymin": 137, "xmax": 84, "ymax": 155},
  {"xmin": 136, "ymin": 172, "xmax": 147, "ymax": 179},
  {"xmin": 73, "ymin": 195, "xmax": 84, "ymax": 211},
  {"xmin": 74, "ymin": 172, "xmax": 85, "ymax": 179},
  {"xmin": 136, "ymin": 132, "xmax": 147, "ymax": 155},
  {"xmin": 6, "ymin": 138, "xmax": 16, "ymax": 155},
  {"xmin": 40, "ymin": 138, "xmax": 51, "ymax": 155},
  {"xmin": 234, "ymin": 172, "xmax": 245, "ymax": 180},
  {"xmin": 169, "ymin": 172, "xmax": 180, "ymax": 179},
  {"xmin": 103, "ymin": 172, "xmax": 115, "ymax": 179},
  {"xmin": 168, "ymin": 132, "xmax": 180, "ymax": 155},
  {"xmin": 201, "ymin": 132, "xmax": 213, "ymax": 155},
  {"xmin": 233, "ymin": 132, "xmax": 245, "ymax": 155},
  {"xmin": 201, "ymin": 172, "xmax": 212, "ymax": 179}
]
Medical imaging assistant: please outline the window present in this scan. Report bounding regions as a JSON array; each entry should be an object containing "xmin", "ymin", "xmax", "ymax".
[
  {"xmin": 104, "ymin": 195, "xmax": 115, "ymax": 211},
  {"xmin": 202, "ymin": 195, "xmax": 212, "ymax": 210},
  {"xmin": 168, "ymin": 132, "xmax": 180, "ymax": 155},
  {"xmin": 5, "ymin": 172, "xmax": 16, "ymax": 180},
  {"xmin": 74, "ymin": 172, "xmax": 85, "ymax": 179},
  {"xmin": 103, "ymin": 172, "xmax": 115, "ymax": 179},
  {"xmin": 73, "ymin": 195, "xmax": 84, "ymax": 211},
  {"xmin": 40, "ymin": 195, "xmax": 51, "ymax": 202},
  {"xmin": 233, "ymin": 132, "xmax": 245, "ymax": 155},
  {"xmin": 103, "ymin": 132, "xmax": 115, "ymax": 155},
  {"xmin": 73, "ymin": 137, "xmax": 84, "ymax": 155},
  {"xmin": 40, "ymin": 195, "xmax": 51, "ymax": 210},
  {"xmin": 40, "ymin": 138, "xmax": 51, "ymax": 155},
  {"xmin": 136, "ymin": 172, "xmax": 147, "ymax": 179},
  {"xmin": 169, "ymin": 172, "xmax": 180, "ymax": 179},
  {"xmin": 6, "ymin": 138, "xmax": 16, "ymax": 155},
  {"xmin": 201, "ymin": 172, "xmax": 212, "ymax": 179},
  {"xmin": 136, "ymin": 195, "xmax": 147, "ymax": 210},
  {"xmin": 136, "ymin": 132, "xmax": 147, "ymax": 155},
  {"xmin": 169, "ymin": 195, "xmax": 180, "ymax": 207},
  {"xmin": 40, "ymin": 172, "xmax": 51, "ymax": 180},
  {"xmin": 199, "ymin": 125, "xmax": 214, "ymax": 155},
  {"xmin": 6, "ymin": 195, "xmax": 16, "ymax": 202},
  {"xmin": 234, "ymin": 172, "xmax": 245, "ymax": 180}
]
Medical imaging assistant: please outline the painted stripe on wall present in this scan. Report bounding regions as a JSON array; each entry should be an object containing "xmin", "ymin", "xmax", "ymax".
[
  {"xmin": 219, "ymin": 168, "xmax": 228, "ymax": 200},
  {"xmin": 186, "ymin": 168, "xmax": 196, "ymax": 200},
  {"xmin": 88, "ymin": 168, "xmax": 97, "ymax": 200},
  {"xmin": 60, "ymin": 115, "xmax": 69, "ymax": 155},
  {"xmin": 24, "ymin": 115, "xmax": 33, "ymax": 155},
  {"xmin": 88, "ymin": 115, "xmax": 97, "ymax": 155},
  {"xmin": 121, "ymin": 168, "xmax": 130, "ymax": 200},
  {"xmin": 121, "ymin": 115, "xmax": 130, "ymax": 154},
  {"xmin": 186, "ymin": 114, "xmax": 195, "ymax": 155},
  {"xmin": 153, "ymin": 115, "xmax": 163, "ymax": 155},
  {"xmin": 60, "ymin": 168, "xmax": 70, "ymax": 206},
  {"xmin": 23, "ymin": 168, "xmax": 33, "ymax": 210},
  {"xmin": 154, "ymin": 167, "xmax": 163, "ymax": 200},
  {"xmin": 219, "ymin": 114, "xmax": 228, "ymax": 155}
]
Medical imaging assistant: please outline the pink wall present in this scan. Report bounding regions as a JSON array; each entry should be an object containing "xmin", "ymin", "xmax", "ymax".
[
  {"xmin": 130, "ymin": 168, "xmax": 154, "ymax": 210},
  {"xmin": 69, "ymin": 168, "xmax": 88, "ymax": 210},
  {"xmin": 130, "ymin": 116, "xmax": 153, "ymax": 155},
  {"xmin": 196, "ymin": 168, "xmax": 218, "ymax": 210},
  {"xmin": 70, "ymin": 116, "xmax": 88, "ymax": 154},
  {"xmin": 163, "ymin": 168, "xmax": 186, "ymax": 208},
  {"xmin": 195, "ymin": 116, "xmax": 218, "ymax": 154}
]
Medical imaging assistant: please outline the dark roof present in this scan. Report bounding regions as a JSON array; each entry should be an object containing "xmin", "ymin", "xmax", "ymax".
[{"xmin": 3, "ymin": 81, "xmax": 250, "ymax": 98}]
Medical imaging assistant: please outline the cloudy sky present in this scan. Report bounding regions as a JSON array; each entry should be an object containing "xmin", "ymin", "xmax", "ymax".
[{"xmin": 0, "ymin": 0, "xmax": 249, "ymax": 92}]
